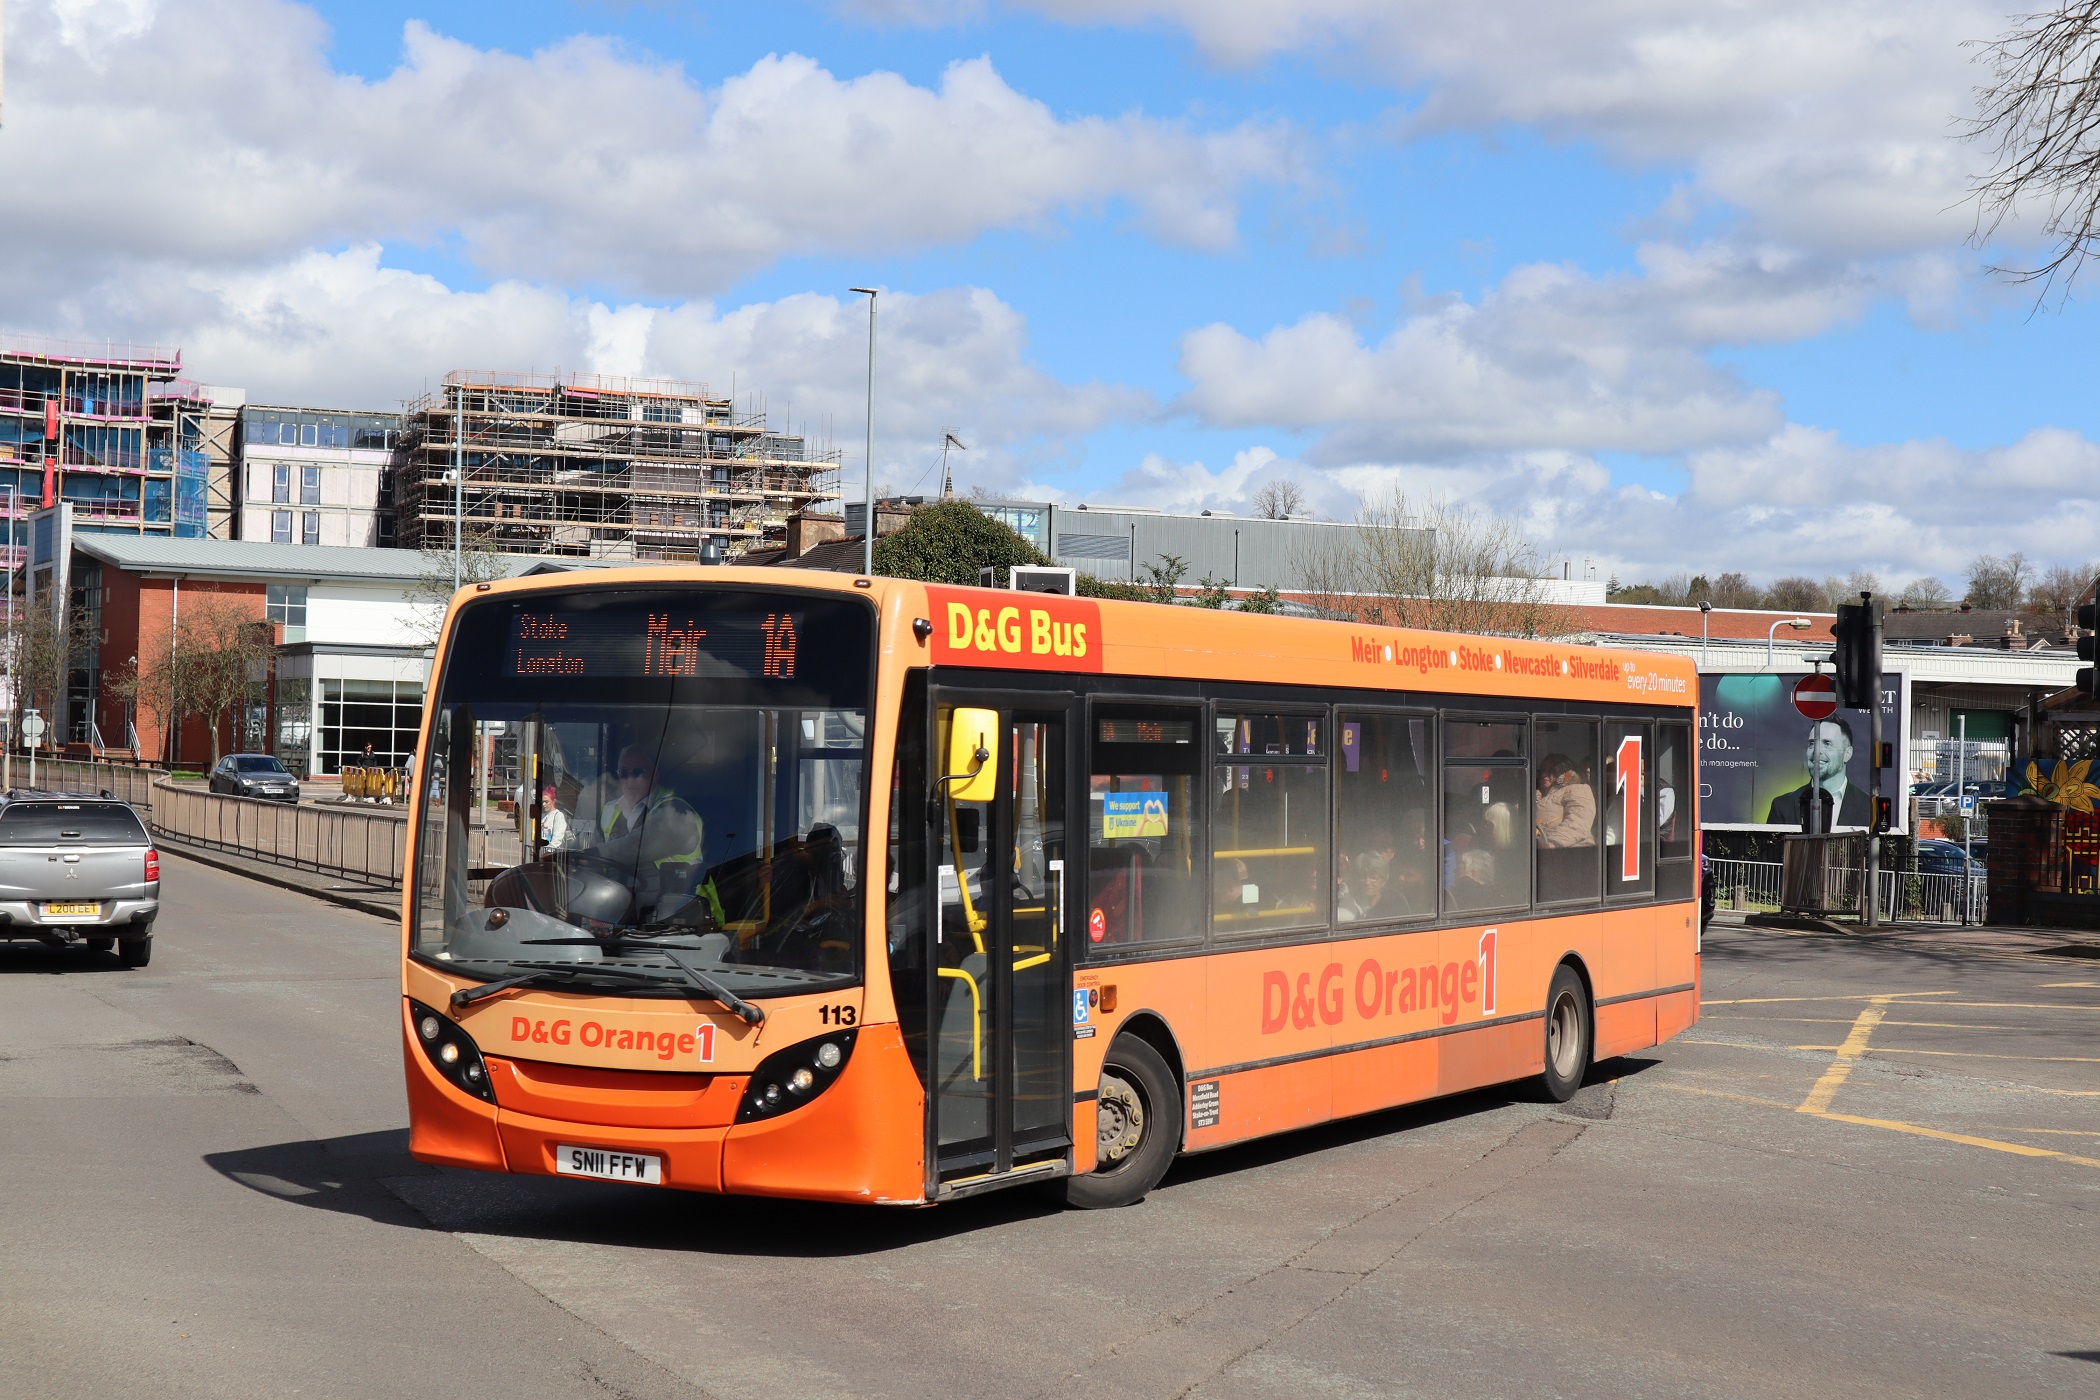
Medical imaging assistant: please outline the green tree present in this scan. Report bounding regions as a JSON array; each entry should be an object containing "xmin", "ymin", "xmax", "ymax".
[
  {"xmin": 869, "ymin": 499, "xmax": 1156, "ymax": 603},
  {"xmin": 1235, "ymin": 585, "xmax": 1282, "ymax": 614},
  {"xmin": 1137, "ymin": 554, "xmax": 1189, "ymax": 604},
  {"xmin": 1191, "ymin": 574, "xmax": 1231, "ymax": 609}
]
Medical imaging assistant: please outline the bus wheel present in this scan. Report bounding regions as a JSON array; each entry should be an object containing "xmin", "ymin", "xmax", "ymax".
[
  {"xmin": 1063, "ymin": 1036, "xmax": 1179, "ymax": 1210},
  {"xmin": 1539, "ymin": 964, "xmax": 1591, "ymax": 1103}
]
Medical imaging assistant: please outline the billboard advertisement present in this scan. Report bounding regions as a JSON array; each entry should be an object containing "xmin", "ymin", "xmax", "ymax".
[{"xmin": 1699, "ymin": 671, "xmax": 1908, "ymax": 832}]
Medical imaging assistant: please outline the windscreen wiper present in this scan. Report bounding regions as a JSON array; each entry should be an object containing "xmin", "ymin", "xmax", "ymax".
[
  {"xmin": 448, "ymin": 962, "xmax": 671, "ymax": 1009},
  {"xmin": 658, "ymin": 949, "xmax": 765, "ymax": 1025}
]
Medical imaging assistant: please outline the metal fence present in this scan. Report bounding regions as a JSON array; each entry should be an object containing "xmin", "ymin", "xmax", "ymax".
[
  {"xmin": 1709, "ymin": 858, "xmax": 1785, "ymax": 912},
  {"xmin": 1711, "ymin": 857, "xmax": 1985, "ymax": 923},
  {"xmin": 27, "ymin": 757, "xmax": 411, "ymax": 887},
  {"xmin": 148, "ymin": 782, "xmax": 409, "ymax": 885},
  {"xmin": 23, "ymin": 757, "xmax": 163, "ymax": 806}
]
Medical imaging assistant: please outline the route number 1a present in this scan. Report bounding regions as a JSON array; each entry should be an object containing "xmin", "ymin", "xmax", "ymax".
[{"xmin": 1615, "ymin": 734, "xmax": 1643, "ymax": 883}]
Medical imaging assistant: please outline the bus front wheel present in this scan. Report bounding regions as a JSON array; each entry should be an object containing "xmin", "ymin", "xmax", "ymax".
[
  {"xmin": 1063, "ymin": 1036, "xmax": 1179, "ymax": 1210},
  {"xmin": 1539, "ymin": 964, "xmax": 1591, "ymax": 1103}
]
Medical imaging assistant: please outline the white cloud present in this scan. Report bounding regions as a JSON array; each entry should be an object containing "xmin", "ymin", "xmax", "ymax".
[
  {"xmin": 1095, "ymin": 425, "xmax": 2100, "ymax": 586},
  {"xmin": 1170, "ymin": 239, "xmax": 1901, "ymax": 461},
  {"xmin": 0, "ymin": 0, "xmax": 1300, "ymax": 302},
  {"xmin": 25, "ymin": 245, "xmax": 1146, "ymax": 490},
  {"xmin": 888, "ymin": 0, "xmax": 2004, "ymax": 259}
]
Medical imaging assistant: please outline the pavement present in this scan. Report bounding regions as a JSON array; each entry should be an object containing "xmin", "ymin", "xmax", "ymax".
[{"xmin": 2, "ymin": 857, "xmax": 2097, "ymax": 1399}]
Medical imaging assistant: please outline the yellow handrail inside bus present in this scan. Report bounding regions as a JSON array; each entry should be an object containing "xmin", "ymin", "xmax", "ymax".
[
  {"xmin": 1214, "ymin": 904, "xmax": 1318, "ymax": 924},
  {"xmin": 937, "ymin": 966, "xmax": 983, "ymax": 1079},
  {"xmin": 945, "ymin": 791, "xmax": 987, "ymax": 949},
  {"xmin": 1213, "ymin": 846, "xmax": 1317, "ymax": 858}
]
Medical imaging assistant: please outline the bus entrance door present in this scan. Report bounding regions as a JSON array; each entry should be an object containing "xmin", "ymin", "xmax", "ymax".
[{"xmin": 931, "ymin": 697, "xmax": 1072, "ymax": 1192}]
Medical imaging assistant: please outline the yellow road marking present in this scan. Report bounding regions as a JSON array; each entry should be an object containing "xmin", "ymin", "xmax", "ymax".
[
  {"xmin": 1710, "ymin": 1016, "xmax": 2036, "ymax": 1031},
  {"xmin": 2040, "ymin": 981, "xmax": 2100, "ymax": 988},
  {"xmin": 1797, "ymin": 998, "xmax": 1890, "ymax": 1114},
  {"xmin": 1702, "ymin": 993, "xmax": 1954, "ymax": 1005},
  {"xmin": 1814, "ymin": 1113, "xmax": 2100, "ymax": 1170},
  {"xmin": 1788, "ymin": 1045, "xmax": 2100, "ymax": 1064},
  {"xmin": 1971, "ymin": 1125, "xmax": 2100, "ymax": 1138}
]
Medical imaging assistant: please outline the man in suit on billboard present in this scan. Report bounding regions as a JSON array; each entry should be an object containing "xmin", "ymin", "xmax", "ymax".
[{"xmin": 1765, "ymin": 716, "xmax": 1871, "ymax": 830}]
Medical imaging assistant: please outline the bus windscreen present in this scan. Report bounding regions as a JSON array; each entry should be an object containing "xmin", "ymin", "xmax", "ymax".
[{"xmin": 413, "ymin": 589, "xmax": 874, "ymax": 999}]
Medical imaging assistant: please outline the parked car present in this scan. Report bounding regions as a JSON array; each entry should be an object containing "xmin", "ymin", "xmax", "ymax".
[
  {"xmin": 0, "ymin": 794, "xmax": 159, "ymax": 965},
  {"xmin": 208, "ymin": 753, "xmax": 301, "ymax": 802},
  {"xmin": 1916, "ymin": 839, "xmax": 1982, "ymax": 878}
]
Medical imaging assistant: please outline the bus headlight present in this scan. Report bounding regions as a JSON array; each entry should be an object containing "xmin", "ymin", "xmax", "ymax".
[
  {"xmin": 408, "ymin": 998, "xmax": 497, "ymax": 1104},
  {"xmin": 737, "ymin": 1031, "xmax": 857, "ymax": 1123}
]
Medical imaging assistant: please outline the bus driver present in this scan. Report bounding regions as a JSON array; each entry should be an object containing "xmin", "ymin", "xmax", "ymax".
[{"xmin": 588, "ymin": 745, "xmax": 705, "ymax": 913}]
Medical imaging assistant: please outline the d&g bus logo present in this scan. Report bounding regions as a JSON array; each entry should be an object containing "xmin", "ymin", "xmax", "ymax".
[
  {"xmin": 925, "ymin": 586, "xmax": 1104, "ymax": 674},
  {"xmin": 1260, "ymin": 929, "xmax": 1498, "ymax": 1034}
]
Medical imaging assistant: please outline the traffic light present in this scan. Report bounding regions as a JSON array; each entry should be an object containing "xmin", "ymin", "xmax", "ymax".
[
  {"xmin": 1871, "ymin": 794, "xmax": 1894, "ymax": 835},
  {"xmin": 1833, "ymin": 596, "xmax": 1883, "ymax": 710},
  {"xmin": 2078, "ymin": 585, "xmax": 2100, "ymax": 701}
]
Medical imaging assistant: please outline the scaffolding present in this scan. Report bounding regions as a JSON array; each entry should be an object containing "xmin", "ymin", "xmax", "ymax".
[
  {"xmin": 388, "ymin": 370, "xmax": 840, "ymax": 562},
  {"xmin": 0, "ymin": 333, "xmax": 209, "ymax": 539}
]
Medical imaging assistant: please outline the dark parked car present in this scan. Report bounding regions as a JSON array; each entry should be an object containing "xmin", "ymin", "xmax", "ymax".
[
  {"xmin": 0, "ymin": 794, "xmax": 159, "ymax": 965},
  {"xmin": 208, "ymin": 754, "xmax": 301, "ymax": 802},
  {"xmin": 1916, "ymin": 839, "xmax": 1982, "ymax": 878}
]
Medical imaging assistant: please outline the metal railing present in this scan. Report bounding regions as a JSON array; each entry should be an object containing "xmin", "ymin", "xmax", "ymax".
[
  {"xmin": 1715, "ymin": 855, "xmax": 1986, "ymax": 923},
  {"xmin": 26, "ymin": 756, "xmax": 163, "ymax": 805},
  {"xmin": 1708, "ymin": 859, "xmax": 1785, "ymax": 912},
  {"xmin": 147, "ymin": 781, "xmax": 408, "ymax": 885},
  {"xmin": 27, "ymin": 757, "xmax": 409, "ymax": 887}
]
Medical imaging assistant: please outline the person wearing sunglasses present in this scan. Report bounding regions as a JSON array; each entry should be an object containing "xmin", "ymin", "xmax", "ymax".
[{"xmin": 589, "ymin": 745, "xmax": 704, "ymax": 914}]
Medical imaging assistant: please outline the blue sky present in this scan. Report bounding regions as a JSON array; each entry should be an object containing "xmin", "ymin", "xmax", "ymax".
[{"xmin": 2, "ymin": 0, "xmax": 2095, "ymax": 586}]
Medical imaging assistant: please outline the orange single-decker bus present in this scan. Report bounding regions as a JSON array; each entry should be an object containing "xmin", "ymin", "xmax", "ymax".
[{"xmin": 401, "ymin": 569, "xmax": 1701, "ymax": 1207}]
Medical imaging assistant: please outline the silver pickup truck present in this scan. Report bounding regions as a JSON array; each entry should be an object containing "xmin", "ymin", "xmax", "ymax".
[{"xmin": 0, "ymin": 795, "xmax": 160, "ymax": 966}]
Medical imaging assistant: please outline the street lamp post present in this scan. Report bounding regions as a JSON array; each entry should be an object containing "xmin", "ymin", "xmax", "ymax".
[
  {"xmin": 1699, "ymin": 600, "xmax": 1712, "ymax": 667},
  {"xmin": 1766, "ymin": 616, "xmax": 1813, "ymax": 668},
  {"xmin": 849, "ymin": 288, "xmax": 879, "ymax": 577}
]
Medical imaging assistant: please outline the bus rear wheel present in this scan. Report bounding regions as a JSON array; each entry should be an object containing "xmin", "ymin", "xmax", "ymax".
[
  {"xmin": 1539, "ymin": 964, "xmax": 1591, "ymax": 1102},
  {"xmin": 1063, "ymin": 1036, "xmax": 1179, "ymax": 1210}
]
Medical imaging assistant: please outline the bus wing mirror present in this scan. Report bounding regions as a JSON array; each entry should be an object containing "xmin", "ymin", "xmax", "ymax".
[{"xmin": 945, "ymin": 707, "xmax": 998, "ymax": 803}]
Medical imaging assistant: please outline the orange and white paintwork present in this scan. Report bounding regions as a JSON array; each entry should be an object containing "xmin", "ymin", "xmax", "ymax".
[{"xmin": 402, "ymin": 567, "xmax": 1700, "ymax": 1204}]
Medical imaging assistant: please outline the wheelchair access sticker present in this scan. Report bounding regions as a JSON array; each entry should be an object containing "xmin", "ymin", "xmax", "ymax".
[{"xmin": 1073, "ymin": 989, "xmax": 1091, "ymax": 1025}]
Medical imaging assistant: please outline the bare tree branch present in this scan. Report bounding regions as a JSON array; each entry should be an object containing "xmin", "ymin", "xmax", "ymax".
[
  {"xmin": 1295, "ymin": 490, "xmax": 1573, "ymax": 639},
  {"xmin": 1967, "ymin": 3, "xmax": 2100, "ymax": 299}
]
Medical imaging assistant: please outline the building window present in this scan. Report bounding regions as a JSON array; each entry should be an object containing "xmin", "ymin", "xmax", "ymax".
[
  {"xmin": 271, "ymin": 510, "xmax": 292, "ymax": 543},
  {"xmin": 279, "ymin": 423, "xmax": 297, "ymax": 447},
  {"xmin": 271, "ymin": 464, "xmax": 290, "ymax": 503},
  {"xmin": 300, "ymin": 465, "xmax": 320, "ymax": 505},
  {"xmin": 266, "ymin": 584, "xmax": 308, "ymax": 627},
  {"xmin": 318, "ymin": 679, "xmax": 423, "ymax": 774},
  {"xmin": 301, "ymin": 423, "xmax": 318, "ymax": 447},
  {"xmin": 267, "ymin": 584, "xmax": 308, "ymax": 642},
  {"xmin": 301, "ymin": 512, "xmax": 319, "ymax": 545}
]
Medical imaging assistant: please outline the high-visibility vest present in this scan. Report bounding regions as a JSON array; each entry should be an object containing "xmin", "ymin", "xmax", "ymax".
[{"xmin": 599, "ymin": 786, "xmax": 703, "ymax": 868}]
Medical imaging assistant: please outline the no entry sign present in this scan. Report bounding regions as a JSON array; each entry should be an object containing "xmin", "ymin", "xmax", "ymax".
[{"xmin": 1792, "ymin": 673, "xmax": 1838, "ymax": 720}]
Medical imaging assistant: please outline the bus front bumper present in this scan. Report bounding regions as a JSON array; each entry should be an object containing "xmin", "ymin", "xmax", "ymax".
[{"xmin": 403, "ymin": 1012, "xmax": 927, "ymax": 1205}]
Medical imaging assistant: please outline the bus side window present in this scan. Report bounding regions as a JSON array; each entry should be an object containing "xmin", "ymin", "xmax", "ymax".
[
  {"xmin": 1655, "ymin": 722, "xmax": 1694, "ymax": 901},
  {"xmin": 1442, "ymin": 715, "xmax": 1530, "ymax": 914},
  {"xmin": 1212, "ymin": 711, "xmax": 1329, "ymax": 935},
  {"xmin": 1335, "ymin": 713, "xmax": 1435, "ymax": 923},
  {"xmin": 1087, "ymin": 704, "xmax": 1202, "ymax": 949},
  {"xmin": 1603, "ymin": 721, "xmax": 1656, "ymax": 898},
  {"xmin": 1534, "ymin": 719, "xmax": 1600, "ymax": 905}
]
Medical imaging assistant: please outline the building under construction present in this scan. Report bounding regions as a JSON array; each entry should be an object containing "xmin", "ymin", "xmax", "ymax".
[
  {"xmin": 0, "ymin": 333, "xmax": 243, "ymax": 547},
  {"xmin": 387, "ymin": 371, "xmax": 839, "ymax": 562}
]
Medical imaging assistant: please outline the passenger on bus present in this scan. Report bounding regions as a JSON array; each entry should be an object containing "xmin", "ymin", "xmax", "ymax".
[
  {"xmin": 1535, "ymin": 754, "xmax": 1597, "ymax": 847},
  {"xmin": 1339, "ymin": 849, "xmax": 1390, "ymax": 921}
]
